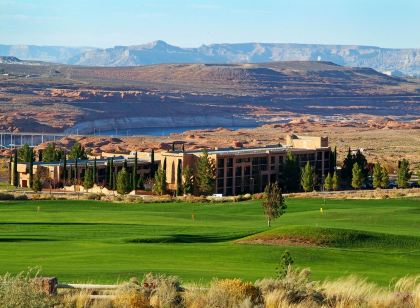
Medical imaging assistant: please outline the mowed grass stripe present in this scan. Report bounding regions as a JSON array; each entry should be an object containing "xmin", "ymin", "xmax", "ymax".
[{"xmin": 0, "ymin": 198, "xmax": 418, "ymax": 284}]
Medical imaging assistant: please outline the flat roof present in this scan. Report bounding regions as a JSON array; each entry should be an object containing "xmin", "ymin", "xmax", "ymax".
[
  {"xmin": 174, "ymin": 144, "xmax": 329, "ymax": 156},
  {"xmin": 28, "ymin": 156, "xmax": 151, "ymax": 167}
]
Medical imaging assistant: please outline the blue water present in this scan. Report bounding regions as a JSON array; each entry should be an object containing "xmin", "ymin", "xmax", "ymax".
[{"xmin": 97, "ymin": 125, "xmax": 256, "ymax": 137}]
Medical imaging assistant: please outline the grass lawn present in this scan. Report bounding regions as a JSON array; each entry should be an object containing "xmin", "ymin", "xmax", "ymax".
[{"xmin": 0, "ymin": 198, "xmax": 418, "ymax": 284}]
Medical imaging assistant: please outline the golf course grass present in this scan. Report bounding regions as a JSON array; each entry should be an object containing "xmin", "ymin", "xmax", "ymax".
[{"xmin": 0, "ymin": 197, "xmax": 419, "ymax": 284}]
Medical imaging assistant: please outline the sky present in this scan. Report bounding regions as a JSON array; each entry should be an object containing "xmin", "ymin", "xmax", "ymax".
[{"xmin": 0, "ymin": 0, "xmax": 419, "ymax": 48}]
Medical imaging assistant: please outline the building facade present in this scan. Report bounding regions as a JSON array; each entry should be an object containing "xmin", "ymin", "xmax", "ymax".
[{"xmin": 161, "ymin": 135, "xmax": 332, "ymax": 195}]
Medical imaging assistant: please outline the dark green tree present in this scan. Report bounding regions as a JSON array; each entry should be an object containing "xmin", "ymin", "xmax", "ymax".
[
  {"xmin": 183, "ymin": 165, "xmax": 194, "ymax": 195},
  {"xmin": 93, "ymin": 157, "xmax": 97, "ymax": 185},
  {"xmin": 262, "ymin": 182, "xmax": 286, "ymax": 227},
  {"xmin": 137, "ymin": 176, "xmax": 145, "ymax": 190},
  {"xmin": 341, "ymin": 147, "xmax": 354, "ymax": 182},
  {"xmin": 300, "ymin": 161, "xmax": 315, "ymax": 192},
  {"xmin": 38, "ymin": 149, "xmax": 43, "ymax": 162},
  {"xmin": 32, "ymin": 174, "xmax": 42, "ymax": 192},
  {"xmin": 28, "ymin": 149, "xmax": 34, "ymax": 188},
  {"xmin": 397, "ymin": 159, "xmax": 412, "ymax": 188},
  {"xmin": 351, "ymin": 163, "xmax": 363, "ymax": 189},
  {"xmin": 176, "ymin": 160, "xmax": 183, "ymax": 196},
  {"xmin": 74, "ymin": 158, "xmax": 78, "ymax": 184},
  {"xmin": 196, "ymin": 149, "xmax": 216, "ymax": 195},
  {"xmin": 18, "ymin": 144, "xmax": 32, "ymax": 162},
  {"xmin": 153, "ymin": 158, "xmax": 167, "ymax": 195},
  {"xmin": 150, "ymin": 149, "xmax": 155, "ymax": 178},
  {"xmin": 110, "ymin": 157, "xmax": 115, "ymax": 189},
  {"xmin": 68, "ymin": 142, "xmax": 87, "ymax": 160},
  {"xmin": 13, "ymin": 150, "xmax": 18, "ymax": 187},
  {"xmin": 116, "ymin": 167, "xmax": 131, "ymax": 195},
  {"xmin": 83, "ymin": 167, "xmax": 94, "ymax": 190},
  {"xmin": 43, "ymin": 143, "xmax": 61, "ymax": 162},
  {"xmin": 132, "ymin": 152, "xmax": 138, "ymax": 191},
  {"xmin": 63, "ymin": 154, "xmax": 68, "ymax": 183},
  {"xmin": 8, "ymin": 155, "xmax": 12, "ymax": 185},
  {"xmin": 372, "ymin": 163, "xmax": 382, "ymax": 189},
  {"xmin": 282, "ymin": 151, "xmax": 300, "ymax": 192}
]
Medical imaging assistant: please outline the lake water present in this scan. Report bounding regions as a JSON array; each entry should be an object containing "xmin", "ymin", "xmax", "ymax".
[{"xmin": 97, "ymin": 125, "xmax": 256, "ymax": 137}]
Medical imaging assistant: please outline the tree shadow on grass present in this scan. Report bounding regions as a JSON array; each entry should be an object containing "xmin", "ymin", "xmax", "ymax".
[{"xmin": 126, "ymin": 233, "xmax": 256, "ymax": 244}]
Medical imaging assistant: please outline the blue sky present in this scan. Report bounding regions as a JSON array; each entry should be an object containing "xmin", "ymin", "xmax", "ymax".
[{"xmin": 0, "ymin": 0, "xmax": 419, "ymax": 48}]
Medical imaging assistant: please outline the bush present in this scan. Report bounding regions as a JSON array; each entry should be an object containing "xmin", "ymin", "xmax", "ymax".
[
  {"xmin": 0, "ymin": 269, "xmax": 56, "ymax": 308},
  {"xmin": 86, "ymin": 193, "xmax": 101, "ymax": 200},
  {"xmin": 14, "ymin": 194, "xmax": 28, "ymax": 201},
  {"xmin": 0, "ymin": 193, "xmax": 16, "ymax": 200}
]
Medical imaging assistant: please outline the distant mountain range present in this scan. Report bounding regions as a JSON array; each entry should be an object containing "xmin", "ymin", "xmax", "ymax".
[{"xmin": 0, "ymin": 41, "xmax": 419, "ymax": 76}]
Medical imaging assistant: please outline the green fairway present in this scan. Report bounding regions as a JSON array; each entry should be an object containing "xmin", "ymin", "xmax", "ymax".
[{"xmin": 0, "ymin": 198, "xmax": 419, "ymax": 284}]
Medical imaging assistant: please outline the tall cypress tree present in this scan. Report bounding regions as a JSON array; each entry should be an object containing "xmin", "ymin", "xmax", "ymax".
[
  {"xmin": 110, "ymin": 157, "xmax": 114, "ymax": 190},
  {"xmin": 150, "ymin": 149, "xmax": 155, "ymax": 178},
  {"xmin": 74, "ymin": 158, "xmax": 78, "ymax": 185},
  {"xmin": 29, "ymin": 149, "xmax": 34, "ymax": 188},
  {"xmin": 38, "ymin": 149, "xmax": 43, "ymax": 162},
  {"xmin": 93, "ymin": 157, "xmax": 97, "ymax": 185},
  {"xmin": 63, "ymin": 154, "xmax": 67, "ymax": 183},
  {"xmin": 176, "ymin": 159, "xmax": 183, "ymax": 196},
  {"xmin": 300, "ymin": 161, "xmax": 315, "ymax": 192},
  {"xmin": 13, "ymin": 150, "xmax": 18, "ymax": 187},
  {"xmin": 132, "ymin": 152, "xmax": 138, "ymax": 191},
  {"xmin": 8, "ymin": 155, "xmax": 12, "ymax": 185}
]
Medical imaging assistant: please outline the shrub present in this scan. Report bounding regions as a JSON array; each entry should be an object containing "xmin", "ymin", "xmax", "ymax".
[
  {"xmin": 0, "ymin": 269, "xmax": 56, "ymax": 308},
  {"xmin": 0, "ymin": 193, "xmax": 15, "ymax": 200},
  {"xmin": 14, "ymin": 194, "xmax": 28, "ymax": 201}
]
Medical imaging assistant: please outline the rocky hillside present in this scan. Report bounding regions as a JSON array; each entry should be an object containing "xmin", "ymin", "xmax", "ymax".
[
  {"xmin": 0, "ymin": 61, "xmax": 418, "ymax": 133},
  {"xmin": 1, "ymin": 41, "xmax": 419, "ymax": 76}
]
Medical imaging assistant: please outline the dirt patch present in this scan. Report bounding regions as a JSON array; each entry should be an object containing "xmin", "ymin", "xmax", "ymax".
[{"xmin": 238, "ymin": 236, "xmax": 320, "ymax": 247}]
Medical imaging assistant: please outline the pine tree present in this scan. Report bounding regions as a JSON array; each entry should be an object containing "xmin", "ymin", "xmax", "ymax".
[
  {"xmin": 63, "ymin": 154, "xmax": 68, "ymax": 183},
  {"xmin": 262, "ymin": 182, "xmax": 286, "ymax": 227},
  {"xmin": 182, "ymin": 143, "xmax": 185, "ymax": 152},
  {"xmin": 300, "ymin": 161, "xmax": 315, "ymax": 192},
  {"xmin": 28, "ymin": 149, "xmax": 34, "ymax": 188},
  {"xmin": 380, "ymin": 166, "xmax": 389, "ymax": 189},
  {"xmin": 183, "ymin": 165, "xmax": 194, "ymax": 195},
  {"xmin": 196, "ymin": 149, "xmax": 216, "ymax": 195},
  {"xmin": 324, "ymin": 172, "xmax": 333, "ymax": 191},
  {"xmin": 93, "ymin": 157, "xmax": 97, "ymax": 185},
  {"xmin": 397, "ymin": 159, "xmax": 412, "ymax": 188},
  {"xmin": 69, "ymin": 142, "xmax": 87, "ymax": 160},
  {"xmin": 351, "ymin": 163, "xmax": 363, "ymax": 189},
  {"xmin": 176, "ymin": 160, "xmax": 183, "ymax": 196},
  {"xmin": 372, "ymin": 163, "xmax": 383, "ymax": 189},
  {"xmin": 110, "ymin": 157, "xmax": 114, "ymax": 189},
  {"xmin": 116, "ymin": 167, "xmax": 131, "ymax": 194},
  {"xmin": 43, "ymin": 143, "xmax": 60, "ymax": 162},
  {"xmin": 342, "ymin": 147, "xmax": 354, "ymax": 183},
  {"xmin": 32, "ymin": 174, "xmax": 42, "ymax": 192},
  {"xmin": 132, "ymin": 152, "xmax": 138, "ymax": 191},
  {"xmin": 13, "ymin": 150, "xmax": 18, "ymax": 187},
  {"xmin": 74, "ymin": 158, "xmax": 78, "ymax": 185},
  {"xmin": 332, "ymin": 171, "xmax": 340, "ymax": 191},
  {"xmin": 153, "ymin": 167, "xmax": 167, "ymax": 195},
  {"xmin": 282, "ymin": 151, "xmax": 300, "ymax": 192},
  {"xmin": 8, "ymin": 155, "xmax": 12, "ymax": 185},
  {"xmin": 83, "ymin": 167, "xmax": 94, "ymax": 190},
  {"xmin": 150, "ymin": 149, "xmax": 155, "ymax": 178},
  {"xmin": 18, "ymin": 144, "xmax": 32, "ymax": 162}
]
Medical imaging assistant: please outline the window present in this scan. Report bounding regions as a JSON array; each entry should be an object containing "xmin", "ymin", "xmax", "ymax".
[
  {"xmin": 235, "ymin": 167, "xmax": 242, "ymax": 176},
  {"xmin": 260, "ymin": 157, "xmax": 267, "ymax": 165},
  {"xmin": 271, "ymin": 156, "xmax": 275, "ymax": 164},
  {"xmin": 217, "ymin": 158, "xmax": 224, "ymax": 168},
  {"xmin": 244, "ymin": 166, "xmax": 250, "ymax": 176},
  {"xmin": 217, "ymin": 178, "xmax": 224, "ymax": 188},
  {"xmin": 236, "ymin": 158, "xmax": 242, "ymax": 163},
  {"xmin": 226, "ymin": 178, "xmax": 233, "ymax": 187},
  {"xmin": 227, "ymin": 168, "xmax": 233, "ymax": 177},
  {"xmin": 227, "ymin": 158, "xmax": 233, "ymax": 167},
  {"xmin": 217, "ymin": 168, "xmax": 224, "ymax": 178}
]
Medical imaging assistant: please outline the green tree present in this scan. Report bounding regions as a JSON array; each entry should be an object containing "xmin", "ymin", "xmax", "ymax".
[
  {"xmin": 62, "ymin": 154, "xmax": 68, "ymax": 183},
  {"xmin": 176, "ymin": 160, "xmax": 183, "ymax": 196},
  {"xmin": 12, "ymin": 150, "xmax": 18, "ymax": 187},
  {"xmin": 300, "ymin": 161, "xmax": 315, "ymax": 192},
  {"xmin": 32, "ymin": 174, "xmax": 42, "ymax": 192},
  {"xmin": 332, "ymin": 171, "xmax": 340, "ymax": 190},
  {"xmin": 183, "ymin": 165, "xmax": 194, "ymax": 195},
  {"xmin": 132, "ymin": 152, "xmax": 138, "ymax": 191},
  {"xmin": 341, "ymin": 148, "xmax": 354, "ymax": 183},
  {"xmin": 397, "ymin": 159, "xmax": 412, "ymax": 188},
  {"xmin": 28, "ymin": 150, "xmax": 34, "ymax": 188},
  {"xmin": 43, "ymin": 143, "xmax": 61, "ymax": 162},
  {"xmin": 18, "ymin": 144, "xmax": 32, "ymax": 162},
  {"xmin": 150, "ymin": 149, "xmax": 155, "ymax": 178},
  {"xmin": 68, "ymin": 142, "xmax": 87, "ymax": 160},
  {"xmin": 262, "ymin": 182, "xmax": 286, "ymax": 227},
  {"xmin": 116, "ymin": 167, "xmax": 131, "ymax": 195},
  {"xmin": 153, "ymin": 167, "xmax": 167, "ymax": 195},
  {"xmin": 324, "ymin": 172, "xmax": 333, "ymax": 191},
  {"xmin": 372, "ymin": 163, "xmax": 383, "ymax": 189},
  {"xmin": 276, "ymin": 250, "xmax": 294, "ymax": 279},
  {"xmin": 137, "ymin": 176, "xmax": 145, "ymax": 190},
  {"xmin": 282, "ymin": 151, "xmax": 300, "ymax": 192},
  {"xmin": 92, "ymin": 157, "xmax": 97, "ymax": 185},
  {"xmin": 83, "ymin": 167, "xmax": 94, "ymax": 190},
  {"xmin": 196, "ymin": 149, "xmax": 216, "ymax": 195},
  {"xmin": 351, "ymin": 163, "xmax": 363, "ymax": 189},
  {"xmin": 381, "ymin": 166, "xmax": 389, "ymax": 189}
]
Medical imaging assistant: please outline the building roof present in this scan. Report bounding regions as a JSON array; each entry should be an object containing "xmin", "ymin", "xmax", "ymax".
[{"xmin": 29, "ymin": 156, "xmax": 151, "ymax": 167}]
